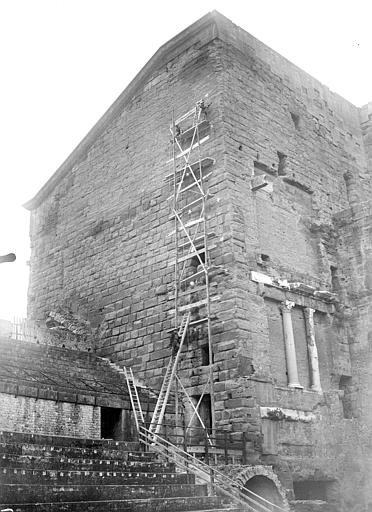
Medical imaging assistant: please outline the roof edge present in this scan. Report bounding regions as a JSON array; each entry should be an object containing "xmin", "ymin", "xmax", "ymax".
[
  {"xmin": 25, "ymin": 10, "xmax": 364, "ymax": 211},
  {"xmin": 24, "ymin": 10, "xmax": 225, "ymax": 211}
]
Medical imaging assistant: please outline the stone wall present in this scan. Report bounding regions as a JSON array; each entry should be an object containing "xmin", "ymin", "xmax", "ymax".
[
  {"xmin": 0, "ymin": 393, "xmax": 100, "ymax": 438},
  {"xmin": 331, "ymin": 202, "xmax": 372, "ymax": 509},
  {"xmin": 26, "ymin": 12, "xmax": 372, "ymax": 511},
  {"xmin": 27, "ymin": 28, "xmax": 226, "ymax": 392},
  {"xmin": 213, "ymin": 24, "xmax": 371, "ymax": 510}
]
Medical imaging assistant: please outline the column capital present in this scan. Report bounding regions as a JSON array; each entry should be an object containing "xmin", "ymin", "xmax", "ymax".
[
  {"xmin": 280, "ymin": 300, "xmax": 295, "ymax": 312},
  {"xmin": 303, "ymin": 307, "xmax": 315, "ymax": 318}
]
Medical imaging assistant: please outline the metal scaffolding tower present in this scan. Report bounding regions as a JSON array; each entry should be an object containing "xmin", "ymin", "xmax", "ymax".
[
  {"xmin": 165, "ymin": 98, "xmax": 215, "ymax": 434},
  {"xmin": 127, "ymin": 99, "xmax": 215, "ymax": 437}
]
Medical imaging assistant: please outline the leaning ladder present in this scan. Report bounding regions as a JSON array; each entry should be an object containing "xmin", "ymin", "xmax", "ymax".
[
  {"xmin": 149, "ymin": 312, "xmax": 191, "ymax": 435},
  {"xmin": 124, "ymin": 367, "xmax": 145, "ymax": 431}
]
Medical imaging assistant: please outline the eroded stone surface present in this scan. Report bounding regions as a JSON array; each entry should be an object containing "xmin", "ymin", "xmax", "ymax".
[{"xmin": 23, "ymin": 11, "xmax": 372, "ymax": 512}]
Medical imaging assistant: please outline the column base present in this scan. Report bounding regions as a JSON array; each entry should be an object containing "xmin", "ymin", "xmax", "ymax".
[
  {"xmin": 310, "ymin": 385, "xmax": 322, "ymax": 393},
  {"xmin": 288, "ymin": 383, "xmax": 304, "ymax": 389}
]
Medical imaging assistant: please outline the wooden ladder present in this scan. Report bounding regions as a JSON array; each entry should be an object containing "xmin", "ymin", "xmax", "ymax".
[
  {"xmin": 124, "ymin": 367, "xmax": 145, "ymax": 431},
  {"xmin": 149, "ymin": 312, "xmax": 191, "ymax": 436}
]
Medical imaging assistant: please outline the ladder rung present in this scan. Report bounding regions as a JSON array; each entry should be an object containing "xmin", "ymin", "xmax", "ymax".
[
  {"xmin": 167, "ymin": 218, "xmax": 204, "ymax": 237},
  {"xmin": 174, "ymin": 106, "xmax": 198, "ymax": 125},
  {"xmin": 176, "ymin": 196, "xmax": 204, "ymax": 214},
  {"xmin": 179, "ymin": 322, "xmax": 188, "ymax": 333},
  {"xmin": 168, "ymin": 199, "xmax": 205, "ymax": 221},
  {"xmin": 175, "ymin": 119, "xmax": 209, "ymax": 139},
  {"xmin": 180, "ymin": 270, "xmax": 205, "ymax": 284},
  {"xmin": 173, "ymin": 295, "xmax": 220, "ymax": 313},
  {"xmin": 164, "ymin": 156, "xmax": 214, "ymax": 181},
  {"xmin": 178, "ymin": 232, "xmax": 215, "ymax": 249},
  {"xmin": 177, "ymin": 248, "xmax": 206, "ymax": 264},
  {"xmin": 171, "ymin": 243, "xmax": 216, "ymax": 266},
  {"xmin": 178, "ymin": 172, "xmax": 213, "ymax": 194},
  {"xmin": 165, "ymin": 316, "xmax": 213, "ymax": 330},
  {"xmin": 179, "ymin": 298, "xmax": 208, "ymax": 311},
  {"xmin": 165, "ymin": 172, "xmax": 213, "ymax": 202},
  {"xmin": 189, "ymin": 317, "xmax": 209, "ymax": 326},
  {"xmin": 166, "ymin": 136, "xmax": 210, "ymax": 163},
  {"xmin": 170, "ymin": 285, "xmax": 207, "ymax": 299}
]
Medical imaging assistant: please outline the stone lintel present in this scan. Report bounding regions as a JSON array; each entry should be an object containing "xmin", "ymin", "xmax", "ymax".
[
  {"xmin": 250, "ymin": 271, "xmax": 334, "ymax": 313},
  {"xmin": 260, "ymin": 406, "xmax": 315, "ymax": 423}
]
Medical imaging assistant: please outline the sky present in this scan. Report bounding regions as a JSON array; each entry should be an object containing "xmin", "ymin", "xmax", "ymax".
[{"xmin": 0, "ymin": 0, "xmax": 371, "ymax": 321}]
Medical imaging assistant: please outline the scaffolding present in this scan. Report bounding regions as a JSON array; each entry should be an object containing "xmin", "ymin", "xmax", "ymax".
[
  {"xmin": 127, "ymin": 99, "xmax": 215, "ymax": 438},
  {"xmin": 166, "ymin": 98, "xmax": 215, "ymax": 434}
]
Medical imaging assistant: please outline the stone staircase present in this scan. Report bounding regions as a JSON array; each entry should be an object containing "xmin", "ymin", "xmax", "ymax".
[{"xmin": 0, "ymin": 431, "xmax": 242, "ymax": 512}]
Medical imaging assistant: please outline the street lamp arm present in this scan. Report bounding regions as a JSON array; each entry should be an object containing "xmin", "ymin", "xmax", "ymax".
[{"xmin": 0, "ymin": 253, "xmax": 16, "ymax": 263}]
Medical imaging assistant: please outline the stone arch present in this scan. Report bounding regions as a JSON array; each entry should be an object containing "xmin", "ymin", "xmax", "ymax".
[
  {"xmin": 228, "ymin": 465, "xmax": 289, "ymax": 511},
  {"xmin": 245, "ymin": 475, "xmax": 284, "ymax": 510}
]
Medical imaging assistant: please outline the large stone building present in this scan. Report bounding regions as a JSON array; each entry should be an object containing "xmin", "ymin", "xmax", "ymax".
[{"xmin": 23, "ymin": 11, "xmax": 372, "ymax": 511}]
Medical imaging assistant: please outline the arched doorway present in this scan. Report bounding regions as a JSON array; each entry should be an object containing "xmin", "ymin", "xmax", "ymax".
[{"xmin": 244, "ymin": 475, "xmax": 285, "ymax": 511}]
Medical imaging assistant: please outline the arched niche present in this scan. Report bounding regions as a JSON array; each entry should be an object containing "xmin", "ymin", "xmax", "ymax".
[
  {"xmin": 228, "ymin": 466, "xmax": 289, "ymax": 511},
  {"xmin": 244, "ymin": 475, "xmax": 285, "ymax": 511}
]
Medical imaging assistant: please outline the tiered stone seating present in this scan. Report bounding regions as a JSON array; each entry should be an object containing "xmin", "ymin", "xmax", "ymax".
[
  {"xmin": 0, "ymin": 337, "xmax": 135, "ymax": 406},
  {"xmin": 0, "ymin": 431, "xmax": 242, "ymax": 512},
  {"xmin": 0, "ymin": 339, "xmax": 126, "ymax": 399}
]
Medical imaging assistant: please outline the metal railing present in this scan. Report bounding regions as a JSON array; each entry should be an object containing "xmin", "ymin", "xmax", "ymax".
[
  {"xmin": 12, "ymin": 317, "xmax": 40, "ymax": 343},
  {"xmin": 10, "ymin": 317, "xmax": 78, "ymax": 345},
  {"xmin": 157, "ymin": 422, "xmax": 250, "ymax": 466},
  {"xmin": 139, "ymin": 425, "xmax": 288, "ymax": 512}
]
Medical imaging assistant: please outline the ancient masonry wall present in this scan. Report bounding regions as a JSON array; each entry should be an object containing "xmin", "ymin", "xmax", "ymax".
[
  {"xmin": 331, "ymin": 202, "xmax": 372, "ymax": 508},
  {"xmin": 210, "ymin": 26, "xmax": 371, "ymax": 509},
  {"xmin": 0, "ymin": 393, "xmax": 100, "ymax": 438},
  {"xmin": 27, "ymin": 15, "xmax": 372, "ymax": 510},
  {"xmin": 27, "ymin": 27, "xmax": 231, "ymax": 399},
  {"xmin": 360, "ymin": 102, "xmax": 372, "ymax": 174}
]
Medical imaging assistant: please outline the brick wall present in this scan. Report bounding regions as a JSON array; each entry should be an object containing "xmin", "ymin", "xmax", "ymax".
[{"xmin": 0, "ymin": 393, "xmax": 100, "ymax": 438}]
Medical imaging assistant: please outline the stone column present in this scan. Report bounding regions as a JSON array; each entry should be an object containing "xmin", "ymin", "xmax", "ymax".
[
  {"xmin": 280, "ymin": 300, "xmax": 302, "ymax": 388},
  {"xmin": 304, "ymin": 307, "xmax": 322, "ymax": 392}
]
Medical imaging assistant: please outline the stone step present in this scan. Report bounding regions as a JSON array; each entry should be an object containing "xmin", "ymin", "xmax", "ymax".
[
  {"xmin": 0, "ymin": 443, "xmax": 154, "ymax": 461},
  {"xmin": 0, "ymin": 431, "xmax": 138, "ymax": 450},
  {"xmin": 1, "ymin": 360, "xmax": 125, "ymax": 380},
  {"xmin": 0, "ymin": 340, "xmax": 104, "ymax": 364},
  {"xmin": 1, "ymin": 350, "xmax": 112, "ymax": 365},
  {"xmin": 0, "ymin": 340, "xmax": 132, "ymax": 394},
  {"xmin": 0, "ymin": 483, "xmax": 208, "ymax": 503},
  {"xmin": 1, "ymin": 375, "xmax": 128, "ymax": 396},
  {"xmin": 127, "ymin": 452, "xmax": 158, "ymax": 462},
  {"xmin": 0, "ymin": 496, "xmax": 231, "ymax": 512},
  {"xmin": 0, "ymin": 351, "xmax": 109, "ymax": 372},
  {"xmin": 0, "ymin": 467, "xmax": 193, "ymax": 485},
  {"xmin": 181, "ymin": 509, "xmax": 243, "ymax": 512},
  {"xmin": 0, "ymin": 454, "xmax": 175, "ymax": 472}
]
